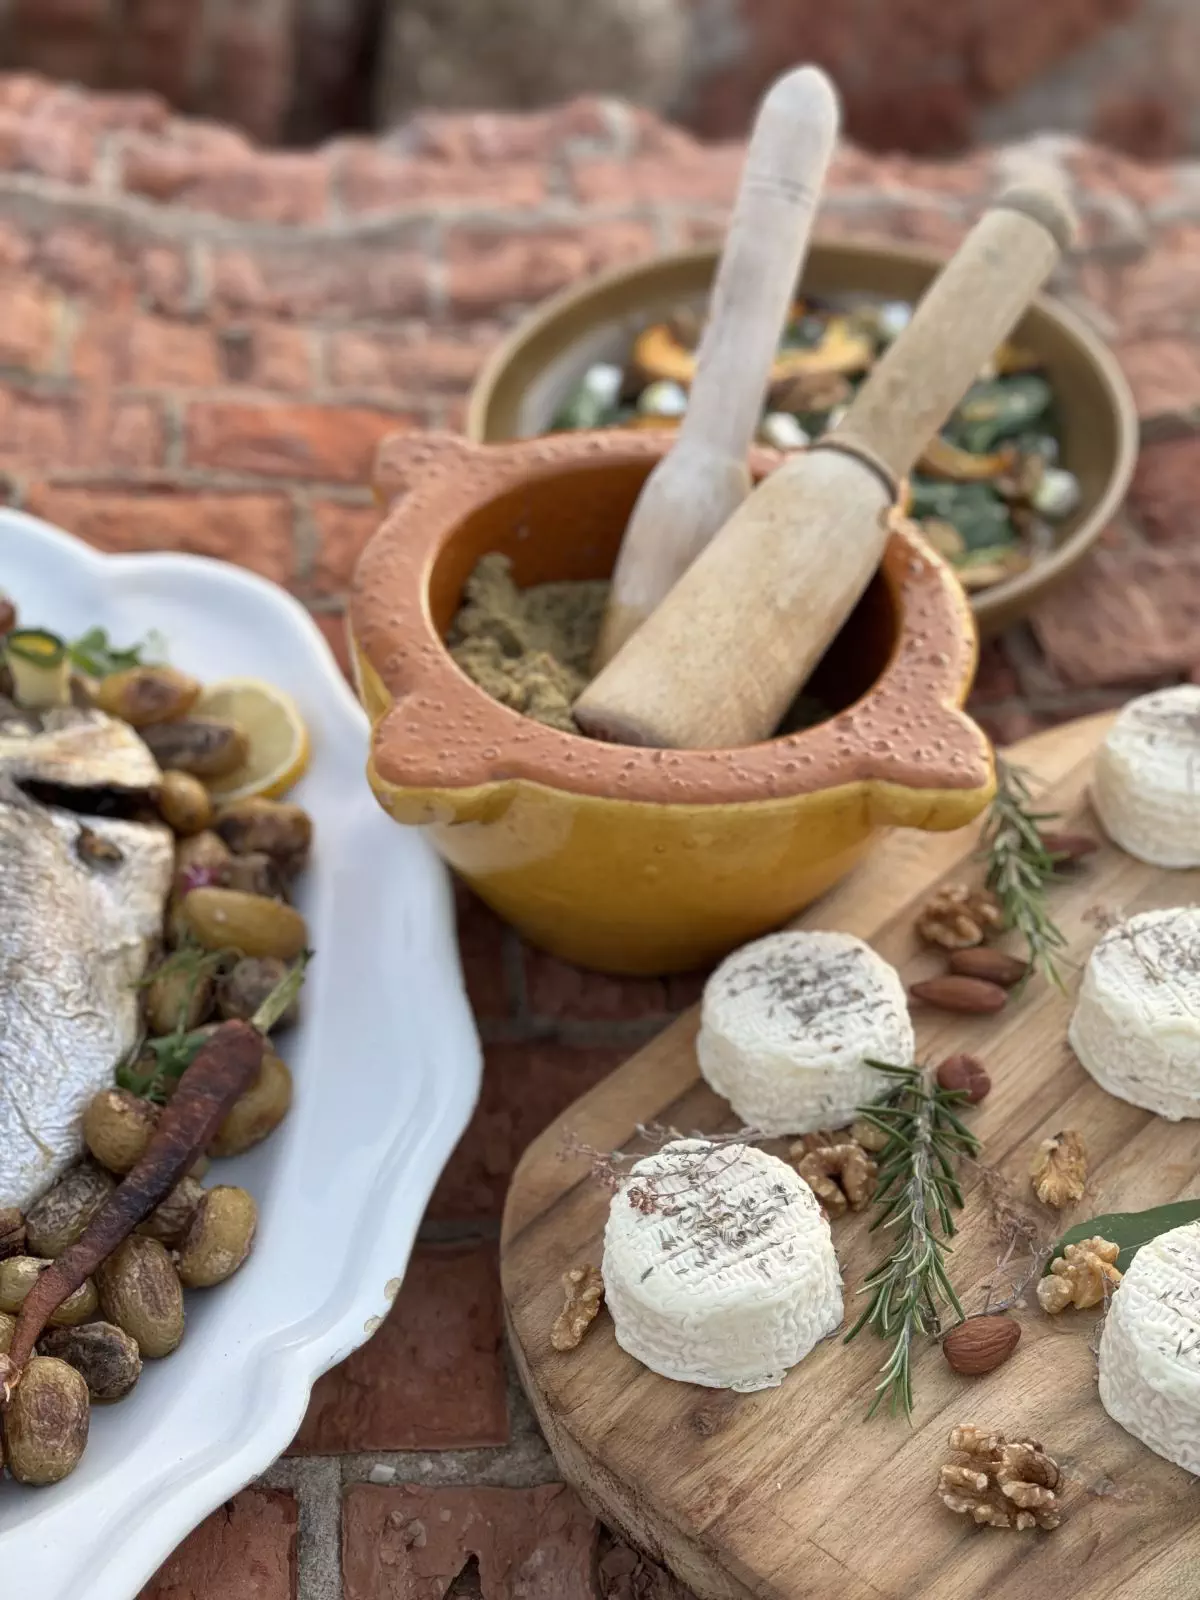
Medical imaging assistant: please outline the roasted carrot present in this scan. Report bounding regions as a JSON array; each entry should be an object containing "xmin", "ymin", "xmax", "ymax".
[{"xmin": 1, "ymin": 1021, "xmax": 264, "ymax": 1393}]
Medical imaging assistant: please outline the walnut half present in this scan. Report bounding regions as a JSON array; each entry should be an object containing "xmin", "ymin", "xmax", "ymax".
[
  {"xmin": 1036, "ymin": 1237, "xmax": 1122, "ymax": 1314},
  {"xmin": 791, "ymin": 1141, "xmax": 878, "ymax": 1217},
  {"xmin": 938, "ymin": 1424, "xmax": 1061, "ymax": 1531},
  {"xmin": 916, "ymin": 883, "xmax": 1004, "ymax": 950},
  {"xmin": 1030, "ymin": 1130, "xmax": 1088, "ymax": 1209},
  {"xmin": 551, "ymin": 1264, "xmax": 604, "ymax": 1352}
]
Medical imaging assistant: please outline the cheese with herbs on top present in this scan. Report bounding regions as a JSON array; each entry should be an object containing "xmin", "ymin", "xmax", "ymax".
[
  {"xmin": 1093, "ymin": 685, "xmax": 1200, "ymax": 867},
  {"xmin": 697, "ymin": 930, "xmax": 913, "ymax": 1135},
  {"xmin": 1069, "ymin": 906, "xmax": 1200, "ymax": 1120},
  {"xmin": 602, "ymin": 1138, "xmax": 843, "ymax": 1391}
]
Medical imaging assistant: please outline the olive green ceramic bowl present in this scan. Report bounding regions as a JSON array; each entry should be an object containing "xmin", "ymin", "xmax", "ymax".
[{"xmin": 465, "ymin": 240, "xmax": 1139, "ymax": 634}]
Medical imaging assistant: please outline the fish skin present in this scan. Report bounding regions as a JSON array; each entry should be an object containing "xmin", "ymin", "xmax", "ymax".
[{"xmin": 0, "ymin": 708, "xmax": 173, "ymax": 1211}]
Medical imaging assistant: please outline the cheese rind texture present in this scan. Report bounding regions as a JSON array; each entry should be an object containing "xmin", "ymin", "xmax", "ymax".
[
  {"xmin": 1069, "ymin": 906, "xmax": 1200, "ymax": 1120},
  {"xmin": 1093, "ymin": 685, "xmax": 1200, "ymax": 867},
  {"xmin": 602, "ymin": 1139, "xmax": 843, "ymax": 1390},
  {"xmin": 1098, "ymin": 1221, "xmax": 1200, "ymax": 1474},
  {"xmin": 697, "ymin": 930, "xmax": 912, "ymax": 1135}
]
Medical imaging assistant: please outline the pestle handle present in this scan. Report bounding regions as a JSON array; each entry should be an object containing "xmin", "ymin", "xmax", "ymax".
[
  {"xmin": 574, "ymin": 184, "xmax": 1075, "ymax": 750},
  {"xmin": 591, "ymin": 65, "xmax": 839, "ymax": 671}
]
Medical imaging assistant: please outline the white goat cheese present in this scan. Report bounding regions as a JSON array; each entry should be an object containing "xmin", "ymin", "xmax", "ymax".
[
  {"xmin": 1069, "ymin": 906, "xmax": 1200, "ymax": 1120},
  {"xmin": 1099, "ymin": 1221, "xmax": 1200, "ymax": 1475},
  {"xmin": 697, "ymin": 930, "xmax": 913, "ymax": 1135},
  {"xmin": 1093, "ymin": 686, "xmax": 1200, "ymax": 867},
  {"xmin": 602, "ymin": 1139, "xmax": 842, "ymax": 1390}
]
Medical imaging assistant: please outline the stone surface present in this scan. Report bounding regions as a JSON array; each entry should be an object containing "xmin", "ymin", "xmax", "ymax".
[
  {"xmin": 289, "ymin": 1243, "xmax": 509, "ymax": 1455},
  {"xmin": 341, "ymin": 1484, "xmax": 597, "ymax": 1599},
  {"xmin": 1, "ymin": 72, "xmax": 1197, "ymax": 1600}
]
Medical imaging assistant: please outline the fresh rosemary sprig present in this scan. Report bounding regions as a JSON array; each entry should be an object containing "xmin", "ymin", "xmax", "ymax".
[
  {"xmin": 845, "ymin": 1062, "xmax": 980, "ymax": 1418},
  {"xmin": 980, "ymin": 756, "xmax": 1068, "ymax": 990}
]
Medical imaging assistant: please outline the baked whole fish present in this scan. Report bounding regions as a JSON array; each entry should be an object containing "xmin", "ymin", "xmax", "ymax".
[{"xmin": 0, "ymin": 705, "xmax": 173, "ymax": 1210}]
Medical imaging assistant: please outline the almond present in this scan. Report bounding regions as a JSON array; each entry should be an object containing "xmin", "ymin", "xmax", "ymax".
[
  {"xmin": 947, "ymin": 947, "xmax": 1029, "ymax": 987},
  {"xmin": 1039, "ymin": 829, "xmax": 1098, "ymax": 866},
  {"xmin": 908, "ymin": 975, "xmax": 1007, "ymax": 1014},
  {"xmin": 936, "ymin": 1053, "xmax": 991, "ymax": 1102},
  {"xmin": 942, "ymin": 1313, "xmax": 1021, "ymax": 1376}
]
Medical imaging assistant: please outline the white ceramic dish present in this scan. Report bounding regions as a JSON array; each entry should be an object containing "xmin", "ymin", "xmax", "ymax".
[{"xmin": 0, "ymin": 511, "xmax": 482, "ymax": 1600}]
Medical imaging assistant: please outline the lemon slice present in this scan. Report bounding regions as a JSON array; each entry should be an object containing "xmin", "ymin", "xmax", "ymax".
[{"xmin": 194, "ymin": 677, "xmax": 310, "ymax": 803}]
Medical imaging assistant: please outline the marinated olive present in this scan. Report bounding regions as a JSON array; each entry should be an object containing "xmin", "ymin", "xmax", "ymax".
[
  {"xmin": 217, "ymin": 956, "xmax": 299, "ymax": 1028},
  {"xmin": 93, "ymin": 666, "xmax": 200, "ymax": 728},
  {"xmin": 136, "ymin": 1176, "xmax": 204, "ymax": 1246},
  {"xmin": 210, "ymin": 1052, "xmax": 293, "ymax": 1157},
  {"xmin": 83, "ymin": 1089, "xmax": 159, "ymax": 1175},
  {"xmin": 174, "ymin": 829, "xmax": 233, "ymax": 895},
  {"xmin": 0, "ymin": 1204, "xmax": 25, "ymax": 1260},
  {"xmin": 219, "ymin": 851, "xmax": 284, "ymax": 899},
  {"xmin": 39, "ymin": 1322, "xmax": 142, "ymax": 1403},
  {"xmin": 182, "ymin": 888, "xmax": 307, "ymax": 961},
  {"xmin": 25, "ymin": 1164, "xmax": 115, "ymax": 1258},
  {"xmin": 96, "ymin": 1237, "xmax": 184, "ymax": 1358},
  {"xmin": 141, "ymin": 717, "xmax": 249, "ymax": 778},
  {"xmin": 157, "ymin": 769, "xmax": 214, "ymax": 836},
  {"xmin": 215, "ymin": 798, "xmax": 312, "ymax": 870},
  {"xmin": 143, "ymin": 960, "xmax": 215, "ymax": 1036},
  {"xmin": 0, "ymin": 1309, "xmax": 14, "ymax": 1353},
  {"xmin": 3, "ymin": 1356, "xmax": 89, "ymax": 1484},
  {"xmin": 176, "ymin": 1187, "xmax": 258, "ymax": 1287},
  {"xmin": 0, "ymin": 1257, "xmax": 97, "ymax": 1324}
]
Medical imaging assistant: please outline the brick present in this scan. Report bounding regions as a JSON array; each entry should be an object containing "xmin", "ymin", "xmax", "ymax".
[
  {"xmin": 218, "ymin": 324, "xmax": 314, "ymax": 391},
  {"xmin": 408, "ymin": 99, "xmax": 617, "ymax": 165},
  {"xmin": 598, "ymin": 1529, "xmax": 697, "ymax": 1599},
  {"xmin": 0, "ymin": 276, "xmax": 60, "ymax": 372},
  {"xmin": 571, "ymin": 145, "xmax": 743, "ymax": 206},
  {"xmin": 1032, "ymin": 546, "xmax": 1200, "ymax": 685},
  {"xmin": 337, "ymin": 143, "xmax": 546, "ymax": 214},
  {"xmin": 342, "ymin": 1484, "xmax": 595, "ymax": 1600},
  {"xmin": 122, "ymin": 144, "xmax": 330, "ymax": 225},
  {"xmin": 139, "ymin": 1487, "xmax": 297, "ymax": 1600},
  {"xmin": 186, "ymin": 401, "xmax": 410, "ymax": 483},
  {"xmin": 0, "ymin": 103, "xmax": 94, "ymax": 183},
  {"xmin": 212, "ymin": 242, "xmax": 431, "ymax": 321},
  {"xmin": 1117, "ymin": 338, "xmax": 1200, "ymax": 424},
  {"xmin": 74, "ymin": 311, "xmax": 222, "ymax": 388},
  {"xmin": 138, "ymin": 244, "xmax": 193, "ymax": 315},
  {"xmin": 97, "ymin": 396, "xmax": 166, "ymax": 468},
  {"xmin": 311, "ymin": 608, "xmax": 352, "ymax": 679},
  {"xmin": 36, "ymin": 226, "xmax": 132, "ymax": 301},
  {"xmin": 1129, "ymin": 437, "xmax": 1200, "ymax": 544},
  {"xmin": 445, "ymin": 223, "xmax": 657, "ymax": 315},
  {"xmin": 525, "ymin": 951, "xmax": 673, "ymax": 1024},
  {"xmin": 310, "ymin": 497, "xmax": 383, "ymax": 593},
  {"xmin": 0, "ymin": 391, "xmax": 75, "ymax": 467},
  {"xmin": 969, "ymin": 636, "xmax": 1022, "ymax": 702},
  {"xmin": 23, "ymin": 487, "xmax": 296, "ymax": 583},
  {"xmin": 327, "ymin": 328, "xmax": 499, "ymax": 396},
  {"xmin": 429, "ymin": 1041, "xmax": 629, "ymax": 1221},
  {"xmin": 1113, "ymin": 226, "xmax": 1200, "ymax": 338},
  {"xmin": 290, "ymin": 1242, "xmax": 508, "ymax": 1454},
  {"xmin": 972, "ymin": 708, "xmax": 1048, "ymax": 747},
  {"xmin": 455, "ymin": 884, "xmax": 512, "ymax": 1022}
]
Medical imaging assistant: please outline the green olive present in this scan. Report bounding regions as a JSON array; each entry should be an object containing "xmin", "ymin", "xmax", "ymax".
[
  {"xmin": 183, "ymin": 888, "xmax": 307, "ymax": 960},
  {"xmin": 25, "ymin": 1165, "xmax": 114, "ymax": 1258},
  {"xmin": 215, "ymin": 798, "xmax": 312, "ymax": 870},
  {"xmin": 217, "ymin": 956, "xmax": 298, "ymax": 1028},
  {"xmin": 0, "ymin": 1310, "xmax": 14, "ymax": 1353},
  {"xmin": 93, "ymin": 666, "xmax": 200, "ymax": 727},
  {"xmin": 143, "ymin": 960, "xmax": 215, "ymax": 1036},
  {"xmin": 96, "ymin": 1237, "xmax": 184, "ymax": 1358},
  {"xmin": 3, "ymin": 1356, "xmax": 89, "ymax": 1484},
  {"xmin": 157, "ymin": 770, "xmax": 214, "ymax": 835},
  {"xmin": 39, "ymin": 1322, "xmax": 142, "ymax": 1403},
  {"xmin": 0, "ymin": 1257, "xmax": 98, "ymax": 1324},
  {"xmin": 141, "ymin": 717, "xmax": 249, "ymax": 778},
  {"xmin": 83, "ymin": 1089, "xmax": 159, "ymax": 1174},
  {"xmin": 136, "ymin": 1176, "xmax": 204, "ymax": 1246},
  {"xmin": 176, "ymin": 1187, "xmax": 258, "ymax": 1287},
  {"xmin": 210, "ymin": 1052, "xmax": 293, "ymax": 1157}
]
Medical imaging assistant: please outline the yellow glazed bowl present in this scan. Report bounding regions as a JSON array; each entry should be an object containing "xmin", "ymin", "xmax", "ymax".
[{"xmin": 349, "ymin": 429, "xmax": 995, "ymax": 976}]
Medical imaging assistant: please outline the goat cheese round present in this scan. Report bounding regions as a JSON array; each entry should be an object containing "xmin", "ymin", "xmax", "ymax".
[
  {"xmin": 1069, "ymin": 906, "xmax": 1200, "ymax": 1120},
  {"xmin": 1093, "ymin": 686, "xmax": 1200, "ymax": 866},
  {"xmin": 1099, "ymin": 1221, "xmax": 1200, "ymax": 1474},
  {"xmin": 602, "ymin": 1139, "xmax": 842, "ymax": 1390},
  {"xmin": 697, "ymin": 930, "xmax": 912, "ymax": 1135}
]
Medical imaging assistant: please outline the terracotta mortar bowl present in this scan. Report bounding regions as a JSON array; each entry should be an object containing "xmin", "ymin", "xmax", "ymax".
[{"xmin": 349, "ymin": 429, "xmax": 995, "ymax": 976}]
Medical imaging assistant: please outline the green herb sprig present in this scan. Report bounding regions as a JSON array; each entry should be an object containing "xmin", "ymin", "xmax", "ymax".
[
  {"xmin": 845, "ymin": 1063, "xmax": 981, "ymax": 1418},
  {"xmin": 981, "ymin": 756, "xmax": 1068, "ymax": 990},
  {"xmin": 68, "ymin": 625, "xmax": 168, "ymax": 679}
]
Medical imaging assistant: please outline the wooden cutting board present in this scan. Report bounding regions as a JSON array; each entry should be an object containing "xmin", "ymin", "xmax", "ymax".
[{"xmin": 499, "ymin": 713, "xmax": 1200, "ymax": 1600}]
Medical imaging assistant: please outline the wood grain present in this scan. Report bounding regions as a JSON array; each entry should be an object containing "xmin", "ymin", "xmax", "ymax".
[{"xmin": 500, "ymin": 714, "xmax": 1200, "ymax": 1600}]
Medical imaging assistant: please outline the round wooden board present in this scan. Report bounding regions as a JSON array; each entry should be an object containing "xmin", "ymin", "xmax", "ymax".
[{"xmin": 500, "ymin": 713, "xmax": 1200, "ymax": 1600}]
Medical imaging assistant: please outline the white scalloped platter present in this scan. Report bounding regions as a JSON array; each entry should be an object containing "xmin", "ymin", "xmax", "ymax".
[{"xmin": 0, "ymin": 511, "xmax": 482, "ymax": 1600}]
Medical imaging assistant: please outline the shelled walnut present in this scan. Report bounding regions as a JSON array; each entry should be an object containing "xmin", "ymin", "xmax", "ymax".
[
  {"xmin": 938, "ymin": 1424, "xmax": 1061, "ymax": 1530},
  {"xmin": 916, "ymin": 884, "xmax": 1004, "ymax": 950},
  {"xmin": 1030, "ymin": 1130, "xmax": 1087, "ymax": 1208},
  {"xmin": 1036, "ymin": 1237, "xmax": 1122, "ymax": 1314},
  {"xmin": 790, "ymin": 1141, "xmax": 878, "ymax": 1217},
  {"xmin": 551, "ymin": 1264, "xmax": 604, "ymax": 1352}
]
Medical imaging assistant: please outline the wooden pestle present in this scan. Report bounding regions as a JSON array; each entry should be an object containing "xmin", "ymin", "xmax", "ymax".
[
  {"xmin": 574, "ymin": 184, "xmax": 1075, "ymax": 750},
  {"xmin": 590, "ymin": 65, "xmax": 839, "ymax": 672}
]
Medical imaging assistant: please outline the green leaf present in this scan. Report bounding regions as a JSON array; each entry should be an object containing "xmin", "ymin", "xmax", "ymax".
[
  {"xmin": 952, "ymin": 375, "xmax": 1053, "ymax": 453},
  {"xmin": 1045, "ymin": 1200, "xmax": 1200, "ymax": 1276},
  {"xmin": 68, "ymin": 625, "xmax": 168, "ymax": 678}
]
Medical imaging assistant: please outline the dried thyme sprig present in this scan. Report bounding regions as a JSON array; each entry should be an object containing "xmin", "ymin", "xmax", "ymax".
[
  {"xmin": 980, "ymin": 756, "xmax": 1068, "ymax": 990},
  {"xmin": 845, "ymin": 1062, "xmax": 980, "ymax": 1418}
]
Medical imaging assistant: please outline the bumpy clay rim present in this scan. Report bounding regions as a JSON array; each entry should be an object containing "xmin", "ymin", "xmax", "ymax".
[{"xmin": 350, "ymin": 430, "xmax": 992, "ymax": 806}]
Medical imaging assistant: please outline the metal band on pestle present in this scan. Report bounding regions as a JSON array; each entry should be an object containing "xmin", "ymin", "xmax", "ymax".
[{"xmin": 804, "ymin": 435, "xmax": 901, "ymax": 505}]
